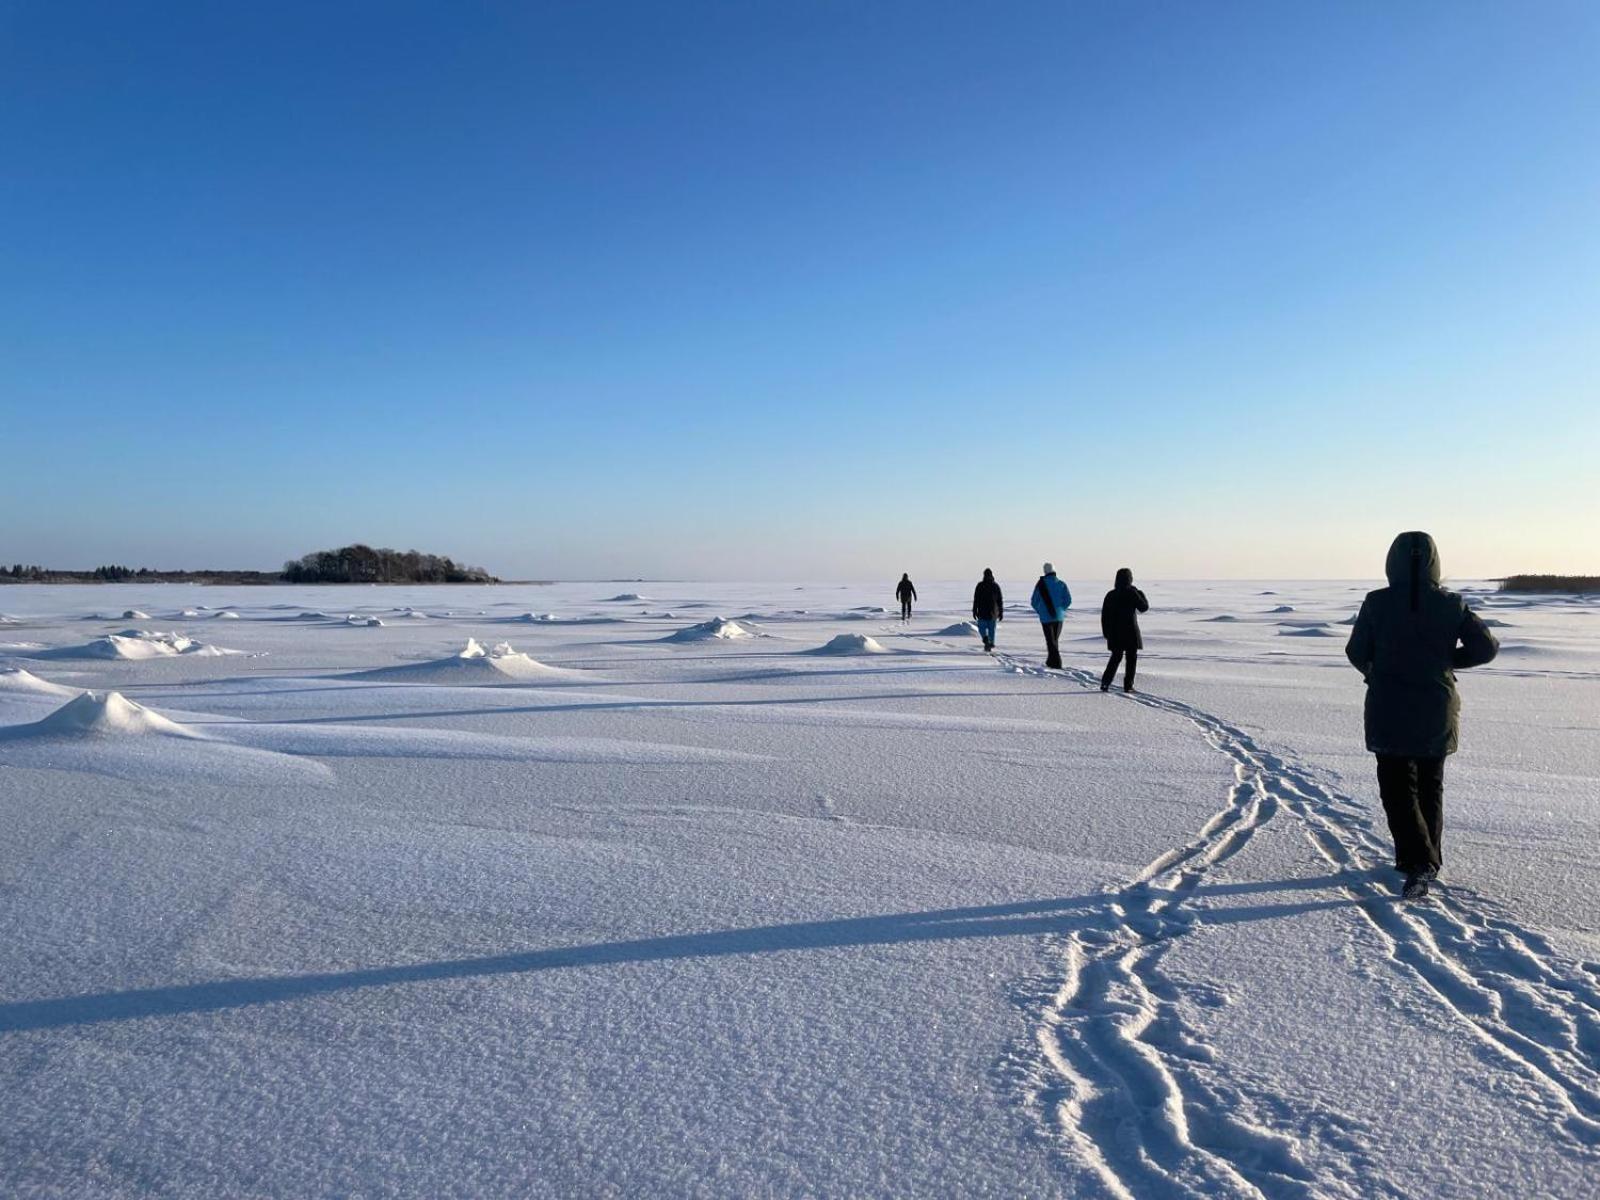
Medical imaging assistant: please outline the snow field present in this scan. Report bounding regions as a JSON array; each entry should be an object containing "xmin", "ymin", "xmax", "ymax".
[{"xmin": 0, "ymin": 579, "xmax": 1597, "ymax": 1197}]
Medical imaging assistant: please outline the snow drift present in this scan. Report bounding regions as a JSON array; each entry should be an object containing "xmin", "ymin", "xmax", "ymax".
[
  {"xmin": 17, "ymin": 691, "xmax": 199, "ymax": 739},
  {"xmin": 935, "ymin": 622, "xmax": 981, "ymax": 638},
  {"xmin": 0, "ymin": 666, "xmax": 78, "ymax": 698},
  {"xmin": 33, "ymin": 630, "xmax": 249, "ymax": 660},
  {"xmin": 808, "ymin": 633, "xmax": 889, "ymax": 655},
  {"xmin": 351, "ymin": 639, "xmax": 568, "ymax": 683},
  {"xmin": 663, "ymin": 618, "xmax": 754, "ymax": 643}
]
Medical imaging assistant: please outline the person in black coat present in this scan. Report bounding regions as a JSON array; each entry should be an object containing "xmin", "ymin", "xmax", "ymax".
[
  {"xmin": 895, "ymin": 574, "xmax": 917, "ymax": 621},
  {"xmin": 1345, "ymin": 531, "xmax": 1498, "ymax": 896},
  {"xmin": 971, "ymin": 568, "xmax": 1003, "ymax": 652},
  {"xmin": 1100, "ymin": 567, "xmax": 1148, "ymax": 692}
]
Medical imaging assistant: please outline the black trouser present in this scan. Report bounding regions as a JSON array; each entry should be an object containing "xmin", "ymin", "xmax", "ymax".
[
  {"xmin": 900, "ymin": 599, "xmax": 912, "ymax": 620},
  {"xmin": 1102, "ymin": 648, "xmax": 1137, "ymax": 691},
  {"xmin": 1041, "ymin": 621, "xmax": 1063, "ymax": 668},
  {"xmin": 1376, "ymin": 755, "xmax": 1445, "ymax": 874}
]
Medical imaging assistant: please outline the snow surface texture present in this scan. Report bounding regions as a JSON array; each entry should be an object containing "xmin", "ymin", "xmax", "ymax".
[{"xmin": 1, "ymin": 579, "xmax": 1598, "ymax": 1198}]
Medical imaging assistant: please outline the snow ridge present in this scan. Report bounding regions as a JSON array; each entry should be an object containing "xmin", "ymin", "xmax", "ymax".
[{"xmin": 998, "ymin": 653, "xmax": 1600, "ymax": 1195}]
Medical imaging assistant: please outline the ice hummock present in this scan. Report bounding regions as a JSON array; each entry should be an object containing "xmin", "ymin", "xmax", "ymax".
[
  {"xmin": 25, "ymin": 691, "xmax": 198, "ymax": 738},
  {"xmin": 350, "ymin": 639, "xmax": 567, "ymax": 682},
  {"xmin": 0, "ymin": 666, "xmax": 79, "ymax": 698},
  {"xmin": 663, "ymin": 618, "xmax": 754, "ymax": 643},
  {"xmin": 809, "ymin": 633, "xmax": 889, "ymax": 655}
]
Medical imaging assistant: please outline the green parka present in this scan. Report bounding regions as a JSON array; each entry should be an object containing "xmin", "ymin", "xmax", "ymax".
[{"xmin": 1345, "ymin": 531, "xmax": 1499, "ymax": 758}]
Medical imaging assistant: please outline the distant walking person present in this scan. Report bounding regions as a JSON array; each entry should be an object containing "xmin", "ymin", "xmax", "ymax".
[
  {"xmin": 896, "ymin": 573, "xmax": 917, "ymax": 622},
  {"xmin": 1030, "ymin": 563, "xmax": 1072, "ymax": 669},
  {"xmin": 1345, "ymin": 531, "xmax": 1498, "ymax": 900},
  {"xmin": 1100, "ymin": 568, "xmax": 1149, "ymax": 693},
  {"xmin": 972, "ymin": 568, "xmax": 1003, "ymax": 652}
]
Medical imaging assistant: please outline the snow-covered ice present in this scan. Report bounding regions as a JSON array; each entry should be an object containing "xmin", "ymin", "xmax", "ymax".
[{"xmin": 1, "ymin": 579, "xmax": 1597, "ymax": 1198}]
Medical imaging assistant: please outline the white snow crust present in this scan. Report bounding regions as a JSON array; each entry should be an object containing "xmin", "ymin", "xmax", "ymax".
[{"xmin": 2, "ymin": 579, "xmax": 1598, "ymax": 1199}]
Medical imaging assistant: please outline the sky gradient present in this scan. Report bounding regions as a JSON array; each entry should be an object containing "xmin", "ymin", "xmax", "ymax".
[{"xmin": 3, "ymin": 1, "xmax": 1597, "ymax": 581}]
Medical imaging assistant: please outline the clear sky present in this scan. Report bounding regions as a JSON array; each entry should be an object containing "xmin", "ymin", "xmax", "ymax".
[{"xmin": 3, "ymin": 1, "xmax": 1597, "ymax": 582}]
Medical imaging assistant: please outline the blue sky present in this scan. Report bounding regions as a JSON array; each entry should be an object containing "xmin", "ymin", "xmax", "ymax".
[{"xmin": 3, "ymin": 1, "xmax": 1596, "ymax": 580}]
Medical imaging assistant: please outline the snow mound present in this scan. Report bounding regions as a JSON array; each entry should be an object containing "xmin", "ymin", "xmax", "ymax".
[
  {"xmin": 1200, "ymin": 615, "xmax": 1241, "ymax": 623},
  {"xmin": 809, "ymin": 633, "xmax": 889, "ymax": 655},
  {"xmin": 352, "ymin": 640, "xmax": 568, "ymax": 683},
  {"xmin": 298, "ymin": 611, "xmax": 330, "ymax": 620},
  {"xmin": 606, "ymin": 593, "xmax": 648, "ymax": 602},
  {"xmin": 515, "ymin": 612, "xmax": 558, "ymax": 623},
  {"xmin": 66, "ymin": 632, "xmax": 197, "ymax": 659},
  {"xmin": 214, "ymin": 610, "xmax": 241, "ymax": 619},
  {"xmin": 935, "ymin": 621, "xmax": 981, "ymax": 638},
  {"xmin": 43, "ymin": 630, "xmax": 250, "ymax": 659},
  {"xmin": 1278, "ymin": 626, "xmax": 1337, "ymax": 638},
  {"xmin": 0, "ymin": 613, "xmax": 18, "ymax": 624},
  {"xmin": 345, "ymin": 615, "xmax": 385, "ymax": 627},
  {"xmin": 27, "ymin": 691, "xmax": 198, "ymax": 738},
  {"xmin": 122, "ymin": 609, "xmax": 150, "ymax": 620},
  {"xmin": 0, "ymin": 667, "xmax": 78, "ymax": 698},
  {"xmin": 663, "ymin": 618, "xmax": 754, "ymax": 643},
  {"xmin": 1481, "ymin": 617, "xmax": 1514, "ymax": 629},
  {"xmin": 1268, "ymin": 605, "xmax": 1296, "ymax": 614},
  {"xmin": 178, "ymin": 609, "xmax": 202, "ymax": 618}
]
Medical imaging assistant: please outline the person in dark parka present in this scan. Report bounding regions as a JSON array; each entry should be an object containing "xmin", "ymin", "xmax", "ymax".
[
  {"xmin": 1100, "ymin": 567, "xmax": 1149, "ymax": 692},
  {"xmin": 1345, "ymin": 531, "xmax": 1498, "ymax": 894},
  {"xmin": 895, "ymin": 574, "xmax": 917, "ymax": 621},
  {"xmin": 972, "ymin": 568, "xmax": 1003, "ymax": 652}
]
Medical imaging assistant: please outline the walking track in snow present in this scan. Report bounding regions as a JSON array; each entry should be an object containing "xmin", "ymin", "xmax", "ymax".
[{"xmin": 924, "ymin": 633, "xmax": 1600, "ymax": 1199}]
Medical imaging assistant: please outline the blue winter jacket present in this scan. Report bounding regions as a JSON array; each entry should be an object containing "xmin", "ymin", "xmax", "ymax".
[{"xmin": 1030, "ymin": 574, "xmax": 1072, "ymax": 623}]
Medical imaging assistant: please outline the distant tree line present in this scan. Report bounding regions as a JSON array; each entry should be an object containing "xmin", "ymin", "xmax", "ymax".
[
  {"xmin": 1, "ymin": 546, "xmax": 501, "ymax": 585},
  {"xmin": 1500, "ymin": 575, "xmax": 1599, "ymax": 594},
  {"xmin": 282, "ymin": 545, "xmax": 498, "ymax": 584}
]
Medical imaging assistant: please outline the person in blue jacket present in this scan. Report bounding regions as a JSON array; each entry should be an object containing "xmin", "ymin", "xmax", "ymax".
[{"xmin": 1030, "ymin": 562, "xmax": 1072, "ymax": 669}]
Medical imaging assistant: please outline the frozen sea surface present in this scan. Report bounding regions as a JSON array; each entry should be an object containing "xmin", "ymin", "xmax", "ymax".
[{"xmin": 1, "ymin": 579, "xmax": 1597, "ymax": 1197}]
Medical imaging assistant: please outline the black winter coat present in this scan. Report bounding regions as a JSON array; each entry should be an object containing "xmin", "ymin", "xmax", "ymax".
[
  {"xmin": 972, "ymin": 579, "xmax": 1004, "ymax": 620},
  {"xmin": 1101, "ymin": 583, "xmax": 1148, "ymax": 651},
  {"xmin": 1345, "ymin": 532, "xmax": 1498, "ymax": 758},
  {"xmin": 896, "ymin": 578, "xmax": 917, "ymax": 602}
]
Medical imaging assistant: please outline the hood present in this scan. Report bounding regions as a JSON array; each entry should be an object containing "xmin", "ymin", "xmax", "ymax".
[
  {"xmin": 982, "ymin": 568, "xmax": 994, "ymax": 581},
  {"xmin": 1385, "ymin": 531, "xmax": 1441, "ymax": 610},
  {"xmin": 1114, "ymin": 567, "xmax": 1133, "ymax": 588}
]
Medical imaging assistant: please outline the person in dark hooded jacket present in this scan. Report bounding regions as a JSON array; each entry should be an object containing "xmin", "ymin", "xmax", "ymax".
[
  {"xmin": 895, "ymin": 574, "xmax": 917, "ymax": 621},
  {"xmin": 1345, "ymin": 531, "xmax": 1498, "ymax": 897},
  {"xmin": 971, "ymin": 568, "xmax": 1003, "ymax": 652},
  {"xmin": 1100, "ymin": 568, "xmax": 1149, "ymax": 692}
]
